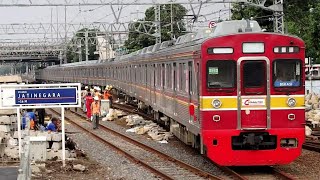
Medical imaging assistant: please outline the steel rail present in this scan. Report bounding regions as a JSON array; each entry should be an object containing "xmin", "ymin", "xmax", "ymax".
[
  {"xmin": 48, "ymin": 108, "xmax": 174, "ymax": 180},
  {"xmin": 303, "ymin": 141, "xmax": 320, "ymax": 153},
  {"xmin": 88, "ymin": 103, "xmax": 295, "ymax": 180},
  {"xmin": 67, "ymin": 108, "xmax": 223, "ymax": 179},
  {"xmin": 68, "ymin": 107, "xmax": 251, "ymax": 180}
]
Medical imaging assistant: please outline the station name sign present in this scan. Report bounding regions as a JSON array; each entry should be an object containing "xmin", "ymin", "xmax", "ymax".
[{"xmin": 15, "ymin": 88, "xmax": 77, "ymax": 105}]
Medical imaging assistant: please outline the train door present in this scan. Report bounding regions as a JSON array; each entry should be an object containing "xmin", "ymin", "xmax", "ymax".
[
  {"xmin": 188, "ymin": 61, "xmax": 193, "ymax": 123},
  {"xmin": 152, "ymin": 64, "xmax": 156, "ymax": 105},
  {"xmin": 237, "ymin": 57, "xmax": 271, "ymax": 130},
  {"xmin": 173, "ymin": 63, "xmax": 178, "ymax": 116}
]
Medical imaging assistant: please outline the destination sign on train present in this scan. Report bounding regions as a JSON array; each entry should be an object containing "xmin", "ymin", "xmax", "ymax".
[{"xmin": 15, "ymin": 88, "xmax": 77, "ymax": 105}]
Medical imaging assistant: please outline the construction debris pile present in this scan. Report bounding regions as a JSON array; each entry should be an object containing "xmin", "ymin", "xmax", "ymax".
[
  {"xmin": 102, "ymin": 108, "xmax": 173, "ymax": 143},
  {"xmin": 305, "ymin": 93, "xmax": 320, "ymax": 136},
  {"xmin": 124, "ymin": 115, "xmax": 173, "ymax": 143},
  {"xmin": 102, "ymin": 108, "xmax": 127, "ymax": 121},
  {"xmin": 28, "ymin": 131, "xmax": 78, "ymax": 161},
  {"xmin": 0, "ymin": 109, "xmax": 80, "ymax": 161},
  {"xmin": 0, "ymin": 110, "xmax": 19, "ymax": 160}
]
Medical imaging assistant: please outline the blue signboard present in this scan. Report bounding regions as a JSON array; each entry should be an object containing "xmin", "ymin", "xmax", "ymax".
[{"xmin": 15, "ymin": 88, "xmax": 77, "ymax": 105}]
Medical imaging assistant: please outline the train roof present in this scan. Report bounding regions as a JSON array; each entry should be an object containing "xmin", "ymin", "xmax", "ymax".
[{"xmin": 45, "ymin": 20, "xmax": 266, "ymax": 68}]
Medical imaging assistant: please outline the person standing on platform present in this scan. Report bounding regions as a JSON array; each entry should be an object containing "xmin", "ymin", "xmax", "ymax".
[
  {"xmin": 85, "ymin": 92, "xmax": 94, "ymax": 120},
  {"xmin": 91, "ymin": 96, "xmax": 101, "ymax": 129}
]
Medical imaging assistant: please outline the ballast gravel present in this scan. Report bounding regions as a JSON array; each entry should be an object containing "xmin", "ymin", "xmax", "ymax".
[
  {"xmin": 99, "ymin": 119, "xmax": 225, "ymax": 177},
  {"xmin": 65, "ymin": 124, "xmax": 161, "ymax": 180},
  {"xmin": 276, "ymin": 149, "xmax": 320, "ymax": 180}
]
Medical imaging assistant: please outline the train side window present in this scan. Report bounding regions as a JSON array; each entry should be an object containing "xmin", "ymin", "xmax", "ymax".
[
  {"xmin": 188, "ymin": 61, "xmax": 193, "ymax": 95},
  {"xmin": 176, "ymin": 63, "xmax": 179, "ymax": 91},
  {"xmin": 162, "ymin": 64, "xmax": 165, "ymax": 88},
  {"xmin": 145, "ymin": 64, "xmax": 148, "ymax": 85},
  {"xmin": 158, "ymin": 64, "xmax": 161, "ymax": 88},
  {"xmin": 152, "ymin": 64, "xmax": 155, "ymax": 87},
  {"xmin": 180, "ymin": 63, "xmax": 187, "ymax": 93},
  {"xmin": 165, "ymin": 64, "xmax": 172, "ymax": 89}
]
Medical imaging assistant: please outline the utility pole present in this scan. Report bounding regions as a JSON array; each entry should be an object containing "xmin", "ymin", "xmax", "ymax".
[
  {"xmin": 170, "ymin": 2, "xmax": 173, "ymax": 39},
  {"xmin": 64, "ymin": 5, "xmax": 67, "ymax": 64},
  {"xmin": 51, "ymin": 8, "xmax": 53, "ymax": 40},
  {"xmin": 309, "ymin": 57, "xmax": 313, "ymax": 94},
  {"xmin": 78, "ymin": 38, "xmax": 82, "ymax": 62},
  {"xmin": 56, "ymin": 6, "xmax": 59, "ymax": 40},
  {"xmin": 154, "ymin": 5, "xmax": 161, "ymax": 44},
  {"xmin": 85, "ymin": 31, "xmax": 89, "ymax": 62},
  {"xmin": 273, "ymin": 0, "xmax": 284, "ymax": 33}
]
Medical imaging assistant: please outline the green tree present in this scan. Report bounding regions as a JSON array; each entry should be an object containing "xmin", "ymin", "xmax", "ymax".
[
  {"xmin": 124, "ymin": 4, "xmax": 188, "ymax": 52},
  {"xmin": 231, "ymin": 1, "xmax": 274, "ymax": 31},
  {"xmin": 231, "ymin": 1, "xmax": 320, "ymax": 63},
  {"xmin": 66, "ymin": 28, "xmax": 100, "ymax": 63}
]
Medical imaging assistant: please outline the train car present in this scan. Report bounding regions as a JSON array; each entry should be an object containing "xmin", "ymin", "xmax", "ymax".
[{"xmin": 36, "ymin": 20, "xmax": 305, "ymax": 166}]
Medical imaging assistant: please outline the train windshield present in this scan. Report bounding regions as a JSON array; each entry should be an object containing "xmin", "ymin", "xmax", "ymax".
[
  {"xmin": 207, "ymin": 60, "xmax": 235, "ymax": 88},
  {"xmin": 273, "ymin": 60, "xmax": 301, "ymax": 88}
]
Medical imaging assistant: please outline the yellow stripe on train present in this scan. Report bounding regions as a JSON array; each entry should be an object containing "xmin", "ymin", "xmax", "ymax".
[{"xmin": 200, "ymin": 95, "xmax": 305, "ymax": 110}]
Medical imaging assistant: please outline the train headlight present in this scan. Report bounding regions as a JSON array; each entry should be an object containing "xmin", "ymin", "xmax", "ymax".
[
  {"xmin": 212, "ymin": 99, "xmax": 222, "ymax": 109},
  {"xmin": 287, "ymin": 98, "xmax": 296, "ymax": 107}
]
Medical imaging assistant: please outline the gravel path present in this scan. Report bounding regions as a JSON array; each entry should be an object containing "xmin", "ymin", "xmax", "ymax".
[
  {"xmin": 64, "ymin": 121, "xmax": 161, "ymax": 180},
  {"xmin": 276, "ymin": 149, "xmax": 320, "ymax": 180}
]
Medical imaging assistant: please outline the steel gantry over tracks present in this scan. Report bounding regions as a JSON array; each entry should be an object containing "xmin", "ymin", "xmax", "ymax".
[{"xmin": 0, "ymin": 0, "xmax": 285, "ymax": 34}]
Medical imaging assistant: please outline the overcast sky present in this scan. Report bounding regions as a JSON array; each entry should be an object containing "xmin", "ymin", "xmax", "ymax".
[{"xmin": 0, "ymin": 2, "xmax": 231, "ymax": 41}]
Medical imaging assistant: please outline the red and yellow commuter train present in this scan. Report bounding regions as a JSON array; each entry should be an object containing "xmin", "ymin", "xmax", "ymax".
[{"xmin": 37, "ymin": 20, "xmax": 305, "ymax": 166}]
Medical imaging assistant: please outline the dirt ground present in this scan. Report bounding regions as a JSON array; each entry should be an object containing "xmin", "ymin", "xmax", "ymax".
[{"xmin": 32, "ymin": 157, "xmax": 114, "ymax": 180}]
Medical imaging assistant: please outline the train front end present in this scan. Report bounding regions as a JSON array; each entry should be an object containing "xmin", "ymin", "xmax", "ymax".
[{"xmin": 200, "ymin": 23, "xmax": 305, "ymax": 166}]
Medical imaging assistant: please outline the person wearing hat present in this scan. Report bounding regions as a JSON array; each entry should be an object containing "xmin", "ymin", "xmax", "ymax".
[
  {"xmin": 91, "ymin": 96, "xmax": 101, "ymax": 129},
  {"xmin": 82, "ymin": 86, "xmax": 90, "ymax": 112},
  {"xmin": 94, "ymin": 86, "xmax": 103, "ymax": 100},
  {"xmin": 103, "ymin": 87, "xmax": 111, "ymax": 100}
]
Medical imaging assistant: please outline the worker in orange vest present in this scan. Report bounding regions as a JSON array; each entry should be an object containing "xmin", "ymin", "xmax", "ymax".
[
  {"xmin": 103, "ymin": 87, "xmax": 111, "ymax": 100},
  {"xmin": 91, "ymin": 96, "xmax": 101, "ymax": 129}
]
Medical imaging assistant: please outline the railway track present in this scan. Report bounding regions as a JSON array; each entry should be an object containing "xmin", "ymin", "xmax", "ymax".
[
  {"xmin": 303, "ymin": 141, "xmax": 320, "ymax": 153},
  {"xmin": 231, "ymin": 166, "xmax": 296, "ymax": 180},
  {"xmin": 48, "ymin": 106, "xmax": 296, "ymax": 180},
  {"xmin": 49, "ymin": 108, "xmax": 230, "ymax": 180},
  {"xmin": 110, "ymin": 103, "xmax": 298, "ymax": 180}
]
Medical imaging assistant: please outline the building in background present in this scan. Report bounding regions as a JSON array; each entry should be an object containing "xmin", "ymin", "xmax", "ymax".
[{"xmin": 95, "ymin": 35, "xmax": 115, "ymax": 60}]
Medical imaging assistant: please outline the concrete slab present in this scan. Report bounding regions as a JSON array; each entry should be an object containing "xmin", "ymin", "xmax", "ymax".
[
  {"xmin": 0, "ymin": 167, "xmax": 18, "ymax": 180},
  {"xmin": 0, "ymin": 125, "xmax": 11, "ymax": 132},
  {"xmin": 52, "ymin": 133, "xmax": 62, "ymax": 142},
  {"xmin": 0, "ymin": 116, "xmax": 11, "ymax": 125}
]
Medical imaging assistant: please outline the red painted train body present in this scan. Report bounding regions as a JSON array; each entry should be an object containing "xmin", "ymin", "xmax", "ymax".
[{"xmin": 37, "ymin": 20, "xmax": 305, "ymax": 166}]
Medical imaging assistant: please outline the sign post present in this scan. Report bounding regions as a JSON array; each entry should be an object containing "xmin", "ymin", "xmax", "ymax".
[
  {"xmin": 61, "ymin": 107, "xmax": 65, "ymax": 166},
  {"xmin": 17, "ymin": 107, "xmax": 22, "ymax": 157},
  {"xmin": 0, "ymin": 83, "xmax": 81, "ymax": 167}
]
